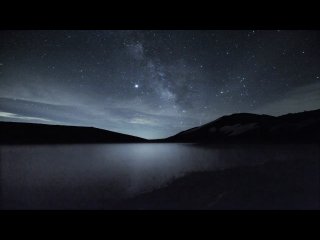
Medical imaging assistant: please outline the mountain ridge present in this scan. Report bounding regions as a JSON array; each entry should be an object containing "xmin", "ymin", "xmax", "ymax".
[
  {"xmin": 1, "ymin": 109, "xmax": 320, "ymax": 144},
  {"xmin": 0, "ymin": 121, "xmax": 146, "ymax": 144},
  {"xmin": 165, "ymin": 109, "xmax": 320, "ymax": 143}
]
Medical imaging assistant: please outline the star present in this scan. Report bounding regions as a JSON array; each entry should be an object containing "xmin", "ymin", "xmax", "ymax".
[{"xmin": 1, "ymin": 30, "xmax": 319, "ymax": 139}]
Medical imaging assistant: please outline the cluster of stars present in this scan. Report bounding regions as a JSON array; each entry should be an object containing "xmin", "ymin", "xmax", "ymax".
[{"xmin": 0, "ymin": 30, "xmax": 319, "ymax": 138}]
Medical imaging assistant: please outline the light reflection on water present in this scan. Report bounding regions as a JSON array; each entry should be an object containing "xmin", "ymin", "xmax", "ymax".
[{"xmin": 0, "ymin": 143, "xmax": 318, "ymax": 209}]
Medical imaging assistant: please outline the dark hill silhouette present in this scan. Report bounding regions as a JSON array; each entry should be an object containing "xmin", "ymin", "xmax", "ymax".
[
  {"xmin": 0, "ymin": 122, "xmax": 145, "ymax": 144},
  {"xmin": 165, "ymin": 109, "xmax": 320, "ymax": 143},
  {"xmin": 1, "ymin": 109, "xmax": 320, "ymax": 144}
]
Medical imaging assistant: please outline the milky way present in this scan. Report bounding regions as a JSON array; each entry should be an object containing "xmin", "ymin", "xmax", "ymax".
[{"xmin": 0, "ymin": 30, "xmax": 320, "ymax": 138}]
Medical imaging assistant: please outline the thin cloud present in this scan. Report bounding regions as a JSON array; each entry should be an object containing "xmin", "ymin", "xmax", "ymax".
[
  {"xmin": 0, "ymin": 111, "xmax": 55, "ymax": 123},
  {"xmin": 255, "ymin": 82, "xmax": 320, "ymax": 116}
]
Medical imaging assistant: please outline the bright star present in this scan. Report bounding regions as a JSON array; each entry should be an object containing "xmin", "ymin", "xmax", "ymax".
[{"xmin": 134, "ymin": 84, "xmax": 139, "ymax": 88}]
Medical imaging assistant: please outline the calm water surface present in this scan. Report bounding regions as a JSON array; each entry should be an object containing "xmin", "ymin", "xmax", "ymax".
[{"xmin": 0, "ymin": 143, "xmax": 318, "ymax": 209}]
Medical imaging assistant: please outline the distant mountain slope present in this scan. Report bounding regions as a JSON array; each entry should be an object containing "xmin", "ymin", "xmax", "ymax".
[
  {"xmin": 166, "ymin": 109, "xmax": 320, "ymax": 143},
  {"xmin": 0, "ymin": 122, "xmax": 145, "ymax": 144},
  {"xmin": 2, "ymin": 109, "xmax": 320, "ymax": 144}
]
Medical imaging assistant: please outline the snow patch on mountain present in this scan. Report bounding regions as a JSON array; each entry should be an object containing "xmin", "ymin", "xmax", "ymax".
[{"xmin": 220, "ymin": 123, "xmax": 258, "ymax": 136}]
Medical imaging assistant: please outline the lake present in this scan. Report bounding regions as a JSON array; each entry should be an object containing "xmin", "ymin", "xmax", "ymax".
[{"xmin": 0, "ymin": 143, "xmax": 318, "ymax": 209}]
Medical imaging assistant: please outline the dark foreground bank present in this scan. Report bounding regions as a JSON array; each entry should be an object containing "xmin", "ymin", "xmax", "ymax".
[{"xmin": 117, "ymin": 157, "xmax": 320, "ymax": 210}]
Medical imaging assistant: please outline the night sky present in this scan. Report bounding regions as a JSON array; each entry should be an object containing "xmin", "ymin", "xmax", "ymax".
[{"xmin": 0, "ymin": 30, "xmax": 320, "ymax": 139}]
